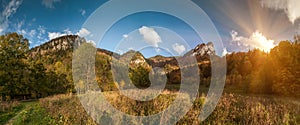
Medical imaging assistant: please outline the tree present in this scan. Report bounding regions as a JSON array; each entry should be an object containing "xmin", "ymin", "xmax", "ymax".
[
  {"xmin": 129, "ymin": 65, "xmax": 151, "ymax": 88},
  {"xmin": 0, "ymin": 33, "xmax": 29, "ymax": 100},
  {"xmin": 73, "ymin": 42, "xmax": 97, "ymax": 93},
  {"xmin": 95, "ymin": 54, "xmax": 115, "ymax": 91},
  {"xmin": 29, "ymin": 60, "xmax": 47, "ymax": 98},
  {"xmin": 240, "ymin": 57, "xmax": 252, "ymax": 76},
  {"xmin": 269, "ymin": 41, "xmax": 300, "ymax": 96},
  {"xmin": 294, "ymin": 34, "xmax": 300, "ymax": 44}
]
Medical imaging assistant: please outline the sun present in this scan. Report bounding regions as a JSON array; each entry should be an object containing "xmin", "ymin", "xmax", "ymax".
[{"xmin": 251, "ymin": 31, "xmax": 275, "ymax": 52}]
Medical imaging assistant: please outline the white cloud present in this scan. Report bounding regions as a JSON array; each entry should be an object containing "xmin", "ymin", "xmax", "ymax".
[
  {"xmin": 47, "ymin": 28, "xmax": 91, "ymax": 40},
  {"xmin": 172, "ymin": 43, "xmax": 186, "ymax": 55},
  {"xmin": 64, "ymin": 28, "xmax": 72, "ymax": 35},
  {"xmin": 20, "ymin": 29, "xmax": 26, "ymax": 34},
  {"xmin": 87, "ymin": 40, "xmax": 96, "ymax": 46},
  {"xmin": 15, "ymin": 20, "xmax": 25, "ymax": 34},
  {"xmin": 17, "ymin": 20, "xmax": 24, "ymax": 30},
  {"xmin": 36, "ymin": 26, "xmax": 47, "ymax": 43},
  {"xmin": 76, "ymin": 28, "xmax": 91, "ymax": 37},
  {"xmin": 261, "ymin": 0, "xmax": 300, "ymax": 24},
  {"xmin": 28, "ymin": 30, "xmax": 36, "ymax": 37},
  {"xmin": 138, "ymin": 26, "xmax": 162, "ymax": 47},
  {"xmin": 231, "ymin": 30, "xmax": 276, "ymax": 52},
  {"xmin": 123, "ymin": 34, "xmax": 128, "ymax": 38},
  {"xmin": 155, "ymin": 48, "xmax": 161, "ymax": 53},
  {"xmin": 38, "ymin": 26, "xmax": 46, "ymax": 34},
  {"xmin": 48, "ymin": 32, "xmax": 66, "ymax": 40},
  {"xmin": 79, "ymin": 9, "xmax": 86, "ymax": 16},
  {"xmin": 222, "ymin": 48, "xmax": 228, "ymax": 56},
  {"xmin": 222, "ymin": 48, "xmax": 231, "ymax": 56},
  {"xmin": 118, "ymin": 50, "xmax": 125, "ymax": 55},
  {"xmin": 42, "ymin": 0, "xmax": 61, "ymax": 9},
  {"xmin": 0, "ymin": 0, "xmax": 23, "ymax": 34}
]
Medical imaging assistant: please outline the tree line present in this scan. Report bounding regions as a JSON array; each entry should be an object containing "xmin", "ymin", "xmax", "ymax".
[
  {"xmin": 0, "ymin": 33, "xmax": 72, "ymax": 101},
  {"xmin": 1, "ymin": 32, "xmax": 300, "ymax": 101},
  {"xmin": 225, "ymin": 40, "xmax": 300, "ymax": 96}
]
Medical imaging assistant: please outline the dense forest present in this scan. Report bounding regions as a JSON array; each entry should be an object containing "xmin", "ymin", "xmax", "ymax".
[
  {"xmin": 225, "ymin": 40, "xmax": 300, "ymax": 96},
  {"xmin": 0, "ymin": 32, "xmax": 300, "ymax": 101}
]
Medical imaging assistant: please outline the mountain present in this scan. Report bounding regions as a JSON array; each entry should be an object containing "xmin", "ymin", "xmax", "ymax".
[
  {"xmin": 27, "ymin": 35, "xmax": 216, "ymax": 91},
  {"xmin": 3, "ymin": 33, "xmax": 300, "ymax": 99},
  {"xmin": 184, "ymin": 42, "xmax": 215, "ymax": 61},
  {"xmin": 97, "ymin": 48, "xmax": 120, "ymax": 58},
  {"xmin": 29, "ymin": 35, "xmax": 85, "ymax": 58},
  {"xmin": 119, "ymin": 50, "xmax": 150, "ymax": 68},
  {"xmin": 27, "ymin": 35, "xmax": 215, "ymax": 75},
  {"xmin": 28, "ymin": 34, "xmax": 215, "ymax": 67},
  {"xmin": 147, "ymin": 55, "xmax": 177, "ymax": 67}
]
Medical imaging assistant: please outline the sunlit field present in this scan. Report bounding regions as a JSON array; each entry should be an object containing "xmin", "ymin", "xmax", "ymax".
[{"xmin": 1, "ymin": 91, "xmax": 299, "ymax": 125}]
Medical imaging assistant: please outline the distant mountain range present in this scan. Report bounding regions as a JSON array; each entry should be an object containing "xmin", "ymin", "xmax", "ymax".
[
  {"xmin": 22, "ymin": 34, "xmax": 300, "ymax": 96},
  {"xmin": 29, "ymin": 35, "xmax": 215, "ymax": 68},
  {"xmin": 26, "ymin": 35, "xmax": 215, "ymax": 90}
]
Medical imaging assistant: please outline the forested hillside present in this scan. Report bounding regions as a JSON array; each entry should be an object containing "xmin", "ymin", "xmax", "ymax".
[
  {"xmin": 1, "ymin": 33, "xmax": 300, "ymax": 101},
  {"xmin": 225, "ymin": 41, "xmax": 300, "ymax": 96}
]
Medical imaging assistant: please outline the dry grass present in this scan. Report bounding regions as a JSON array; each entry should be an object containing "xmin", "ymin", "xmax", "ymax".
[
  {"xmin": 38, "ymin": 92, "xmax": 300, "ymax": 125},
  {"xmin": 39, "ymin": 94, "xmax": 97, "ymax": 125},
  {"xmin": 0, "ymin": 101, "xmax": 20, "ymax": 113},
  {"xmin": 200, "ymin": 94, "xmax": 300, "ymax": 125}
]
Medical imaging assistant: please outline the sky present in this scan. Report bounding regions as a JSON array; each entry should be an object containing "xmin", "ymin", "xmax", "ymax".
[{"xmin": 0, "ymin": 0, "xmax": 300, "ymax": 57}]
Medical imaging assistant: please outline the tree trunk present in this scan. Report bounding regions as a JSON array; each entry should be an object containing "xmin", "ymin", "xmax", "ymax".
[{"xmin": 1, "ymin": 94, "xmax": 6, "ymax": 101}]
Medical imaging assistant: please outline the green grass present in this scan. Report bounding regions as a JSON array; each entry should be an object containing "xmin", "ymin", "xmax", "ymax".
[
  {"xmin": 0, "ymin": 101, "xmax": 55, "ymax": 125},
  {"xmin": 9, "ymin": 102, "xmax": 55, "ymax": 125},
  {"xmin": 0, "ymin": 102, "xmax": 24, "ymax": 125}
]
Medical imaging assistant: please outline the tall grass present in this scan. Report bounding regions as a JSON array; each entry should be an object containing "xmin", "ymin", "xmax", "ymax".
[
  {"xmin": 201, "ymin": 94, "xmax": 300, "ymax": 125},
  {"xmin": 39, "ymin": 94, "xmax": 97, "ymax": 125},
  {"xmin": 38, "ymin": 92, "xmax": 300, "ymax": 125}
]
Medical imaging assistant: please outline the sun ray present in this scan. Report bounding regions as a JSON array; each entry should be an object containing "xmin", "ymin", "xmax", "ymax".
[{"xmin": 212, "ymin": 0, "xmax": 295, "ymax": 41}]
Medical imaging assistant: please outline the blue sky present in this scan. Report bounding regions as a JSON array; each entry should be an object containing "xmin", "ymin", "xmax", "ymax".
[{"xmin": 0, "ymin": 0, "xmax": 300, "ymax": 57}]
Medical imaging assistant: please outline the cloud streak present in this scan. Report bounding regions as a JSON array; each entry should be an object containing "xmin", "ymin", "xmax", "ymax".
[
  {"xmin": 79, "ymin": 9, "xmax": 86, "ymax": 16},
  {"xmin": 231, "ymin": 30, "xmax": 276, "ymax": 52},
  {"xmin": 0, "ymin": 0, "xmax": 23, "ymax": 34},
  {"xmin": 261, "ymin": 0, "xmax": 300, "ymax": 24},
  {"xmin": 42, "ymin": 0, "xmax": 61, "ymax": 9},
  {"xmin": 48, "ymin": 28, "xmax": 92, "ymax": 40}
]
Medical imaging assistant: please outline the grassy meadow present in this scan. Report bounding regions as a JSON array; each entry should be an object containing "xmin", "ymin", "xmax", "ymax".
[{"xmin": 1, "ymin": 90, "xmax": 300, "ymax": 125}]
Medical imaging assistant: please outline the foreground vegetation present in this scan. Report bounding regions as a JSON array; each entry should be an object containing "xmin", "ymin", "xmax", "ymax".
[
  {"xmin": 0, "ymin": 101, "xmax": 23, "ymax": 124},
  {"xmin": 2, "ymin": 92, "xmax": 299, "ymax": 125}
]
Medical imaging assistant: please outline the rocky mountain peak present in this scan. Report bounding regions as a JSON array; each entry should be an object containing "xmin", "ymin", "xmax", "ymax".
[
  {"xmin": 119, "ymin": 50, "xmax": 148, "ymax": 66},
  {"xmin": 182, "ymin": 42, "xmax": 215, "ymax": 61},
  {"xmin": 29, "ymin": 35, "xmax": 86, "ymax": 57},
  {"xmin": 191, "ymin": 42, "xmax": 215, "ymax": 56}
]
